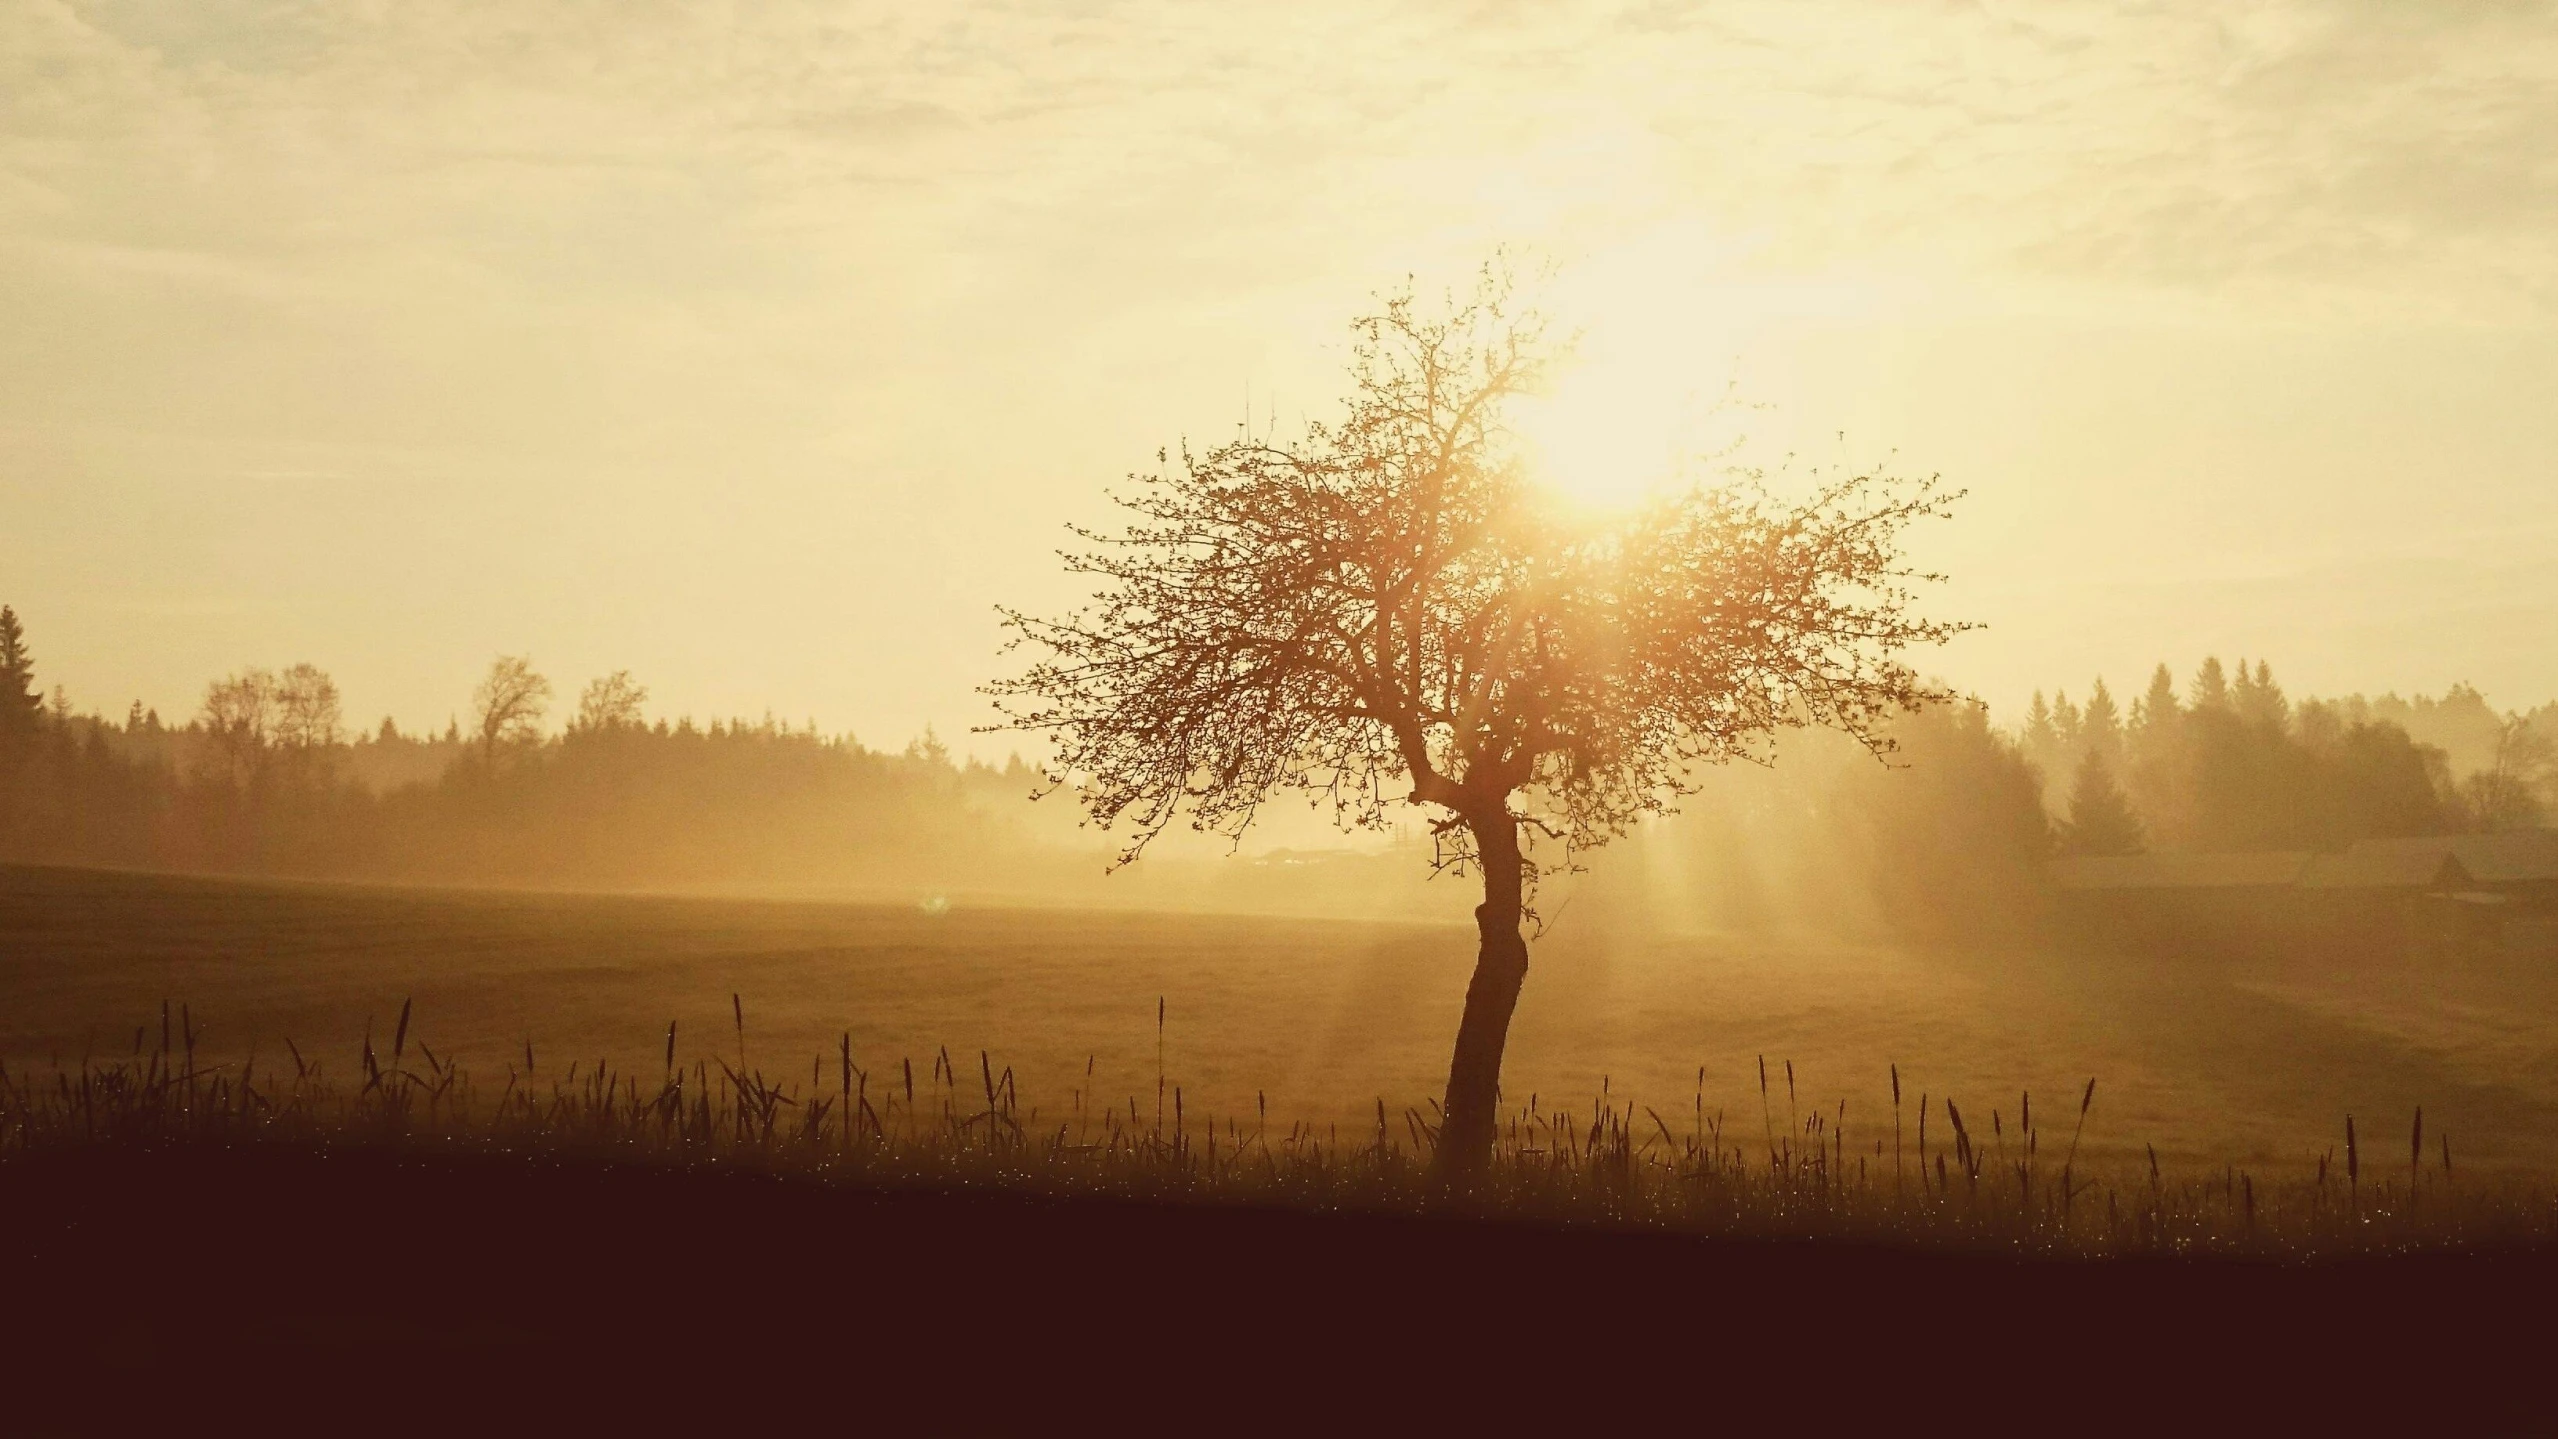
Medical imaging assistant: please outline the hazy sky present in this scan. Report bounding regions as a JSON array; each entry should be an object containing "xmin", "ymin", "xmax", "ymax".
[{"xmin": 8, "ymin": 0, "xmax": 2556, "ymax": 748}]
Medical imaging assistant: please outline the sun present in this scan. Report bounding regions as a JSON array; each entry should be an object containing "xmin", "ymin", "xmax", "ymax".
[
  {"xmin": 1510, "ymin": 352, "xmax": 1700, "ymax": 513},
  {"xmin": 1504, "ymin": 242, "xmax": 1751, "ymax": 514}
]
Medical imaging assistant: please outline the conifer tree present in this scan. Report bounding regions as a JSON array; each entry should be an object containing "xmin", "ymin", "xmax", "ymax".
[
  {"xmin": 2134, "ymin": 664, "xmax": 2179, "ymax": 737},
  {"xmin": 2020, "ymin": 690, "xmax": 2060, "ymax": 783},
  {"xmin": 2061, "ymin": 748, "xmax": 2144, "ymax": 856},
  {"xmin": 2190, "ymin": 656, "xmax": 2230, "ymax": 711},
  {"xmin": 0, "ymin": 606, "xmax": 41, "ymax": 739},
  {"xmin": 2237, "ymin": 658, "xmax": 2289, "ymax": 732},
  {"xmin": 2053, "ymin": 690, "xmax": 2084, "ymax": 753},
  {"xmin": 2081, "ymin": 677, "xmax": 2124, "ymax": 762},
  {"xmin": 2022, "ymin": 691, "xmax": 2056, "ymax": 749},
  {"xmin": 2122, "ymin": 662, "xmax": 2186, "ymax": 843}
]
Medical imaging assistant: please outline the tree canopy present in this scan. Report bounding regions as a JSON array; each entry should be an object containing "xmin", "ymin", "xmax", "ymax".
[
  {"xmin": 991, "ymin": 265, "xmax": 1967, "ymax": 1178},
  {"xmin": 991, "ymin": 268, "xmax": 1966, "ymax": 893}
]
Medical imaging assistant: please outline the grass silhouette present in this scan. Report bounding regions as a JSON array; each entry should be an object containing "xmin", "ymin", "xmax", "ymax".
[{"xmin": 9, "ymin": 998, "xmax": 2549, "ymax": 1259}]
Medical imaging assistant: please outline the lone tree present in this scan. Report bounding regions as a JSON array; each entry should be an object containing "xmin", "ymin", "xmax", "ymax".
[
  {"xmin": 989, "ymin": 269, "xmax": 1965, "ymax": 1182},
  {"xmin": 199, "ymin": 668, "xmax": 280, "ymax": 787},
  {"xmin": 472, "ymin": 656, "xmax": 552, "ymax": 764},
  {"xmin": 275, "ymin": 663, "xmax": 345, "ymax": 753},
  {"xmin": 571, "ymin": 671, "xmax": 649, "ymax": 734}
]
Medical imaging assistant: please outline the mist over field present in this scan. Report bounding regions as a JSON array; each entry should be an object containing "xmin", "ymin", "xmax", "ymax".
[
  {"xmin": 7, "ymin": 4, "xmax": 2558, "ymax": 1414},
  {"xmin": 7, "ymin": 603, "xmax": 2557, "ymax": 1172}
]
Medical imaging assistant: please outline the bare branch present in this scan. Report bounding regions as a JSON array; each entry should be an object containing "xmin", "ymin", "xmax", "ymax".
[{"xmin": 983, "ymin": 263, "xmax": 1966, "ymax": 893}]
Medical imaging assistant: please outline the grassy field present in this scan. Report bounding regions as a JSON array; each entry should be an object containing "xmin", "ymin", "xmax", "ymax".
[{"xmin": 7, "ymin": 861, "xmax": 2557, "ymax": 1170}]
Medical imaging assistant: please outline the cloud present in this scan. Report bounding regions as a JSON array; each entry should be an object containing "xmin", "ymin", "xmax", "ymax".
[
  {"xmin": 8, "ymin": 0, "xmax": 2557, "ymax": 730},
  {"xmin": 9, "ymin": 0, "xmax": 2552, "ymax": 325}
]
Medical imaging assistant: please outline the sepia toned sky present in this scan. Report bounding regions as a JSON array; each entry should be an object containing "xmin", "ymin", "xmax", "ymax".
[{"xmin": 8, "ymin": 1, "xmax": 2557, "ymax": 748}]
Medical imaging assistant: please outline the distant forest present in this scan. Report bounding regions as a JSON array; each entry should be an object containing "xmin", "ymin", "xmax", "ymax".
[
  {"xmin": 3, "ymin": 604, "xmax": 2551, "ymax": 928},
  {"xmin": 0, "ymin": 606, "xmax": 1050, "ymax": 892},
  {"xmin": 1553, "ymin": 658, "xmax": 2555, "ymax": 942},
  {"xmin": 2017, "ymin": 658, "xmax": 2557, "ymax": 858}
]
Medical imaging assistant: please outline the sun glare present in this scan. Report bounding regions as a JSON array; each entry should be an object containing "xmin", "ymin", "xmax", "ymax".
[
  {"xmin": 1506, "ymin": 238, "xmax": 1753, "ymax": 514},
  {"xmin": 1510, "ymin": 353, "xmax": 1697, "ymax": 514}
]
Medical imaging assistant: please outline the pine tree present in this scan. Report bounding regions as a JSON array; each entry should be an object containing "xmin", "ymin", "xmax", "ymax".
[
  {"xmin": 2022, "ymin": 691, "xmax": 2055, "ymax": 747},
  {"xmin": 2123, "ymin": 662, "xmax": 2188, "ymax": 850},
  {"xmin": 2061, "ymin": 749, "xmax": 2144, "ymax": 856},
  {"xmin": 2081, "ymin": 676, "xmax": 2124, "ymax": 762},
  {"xmin": 2190, "ymin": 656, "xmax": 2229, "ymax": 712},
  {"xmin": 2021, "ymin": 690, "xmax": 2057, "ymax": 764},
  {"xmin": 2134, "ymin": 663, "xmax": 2179, "ymax": 736},
  {"xmin": 0, "ymin": 606, "xmax": 40, "ymax": 737},
  {"xmin": 2053, "ymin": 690, "xmax": 2084, "ymax": 752},
  {"xmin": 2237, "ymin": 658, "xmax": 2289, "ymax": 732}
]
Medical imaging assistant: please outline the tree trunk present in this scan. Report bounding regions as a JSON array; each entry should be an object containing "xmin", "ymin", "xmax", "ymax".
[{"xmin": 1430, "ymin": 811, "xmax": 1528, "ymax": 1186}]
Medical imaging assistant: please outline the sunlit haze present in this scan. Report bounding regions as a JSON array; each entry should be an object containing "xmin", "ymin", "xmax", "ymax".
[
  {"xmin": 10, "ymin": 8, "xmax": 2558, "ymax": 1400},
  {"xmin": 10, "ymin": 1, "xmax": 2558, "ymax": 746}
]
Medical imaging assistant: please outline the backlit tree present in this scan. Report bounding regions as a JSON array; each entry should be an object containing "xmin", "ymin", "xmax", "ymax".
[
  {"xmin": 0, "ymin": 606, "xmax": 41, "ymax": 745},
  {"xmin": 989, "ymin": 268, "xmax": 1967, "ymax": 1181},
  {"xmin": 275, "ymin": 664, "xmax": 344, "ymax": 753},
  {"xmin": 571, "ymin": 671, "xmax": 650, "ymax": 734},
  {"xmin": 472, "ymin": 656, "xmax": 552, "ymax": 764},
  {"xmin": 200, "ymin": 668, "xmax": 279, "ymax": 786}
]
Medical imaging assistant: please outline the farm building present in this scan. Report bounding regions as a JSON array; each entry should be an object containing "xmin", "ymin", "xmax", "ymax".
[
  {"xmin": 2050, "ymin": 830, "xmax": 2558, "ymax": 959},
  {"xmin": 2354, "ymin": 831, "xmax": 2558, "ymax": 908}
]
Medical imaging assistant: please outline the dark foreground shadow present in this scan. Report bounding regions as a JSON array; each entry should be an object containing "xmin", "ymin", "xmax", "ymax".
[{"xmin": 2, "ymin": 1143, "xmax": 2546, "ymax": 1431}]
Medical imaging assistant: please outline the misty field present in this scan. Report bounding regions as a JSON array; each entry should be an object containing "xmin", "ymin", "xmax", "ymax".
[{"xmin": 9, "ymin": 861, "xmax": 2556, "ymax": 1173}]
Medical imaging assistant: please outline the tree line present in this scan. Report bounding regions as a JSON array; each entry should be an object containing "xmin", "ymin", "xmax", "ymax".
[
  {"xmin": 3, "ymin": 602, "xmax": 2548, "ymax": 912},
  {"xmin": 2021, "ymin": 658, "xmax": 2556, "ymax": 857},
  {"xmin": 1524, "ymin": 660, "xmax": 2553, "ymax": 946},
  {"xmin": 0, "ymin": 606, "xmax": 1044, "ymax": 890}
]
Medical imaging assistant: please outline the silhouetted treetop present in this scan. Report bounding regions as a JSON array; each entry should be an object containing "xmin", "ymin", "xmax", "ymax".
[
  {"xmin": 276, "ymin": 664, "xmax": 342, "ymax": 752},
  {"xmin": 572, "ymin": 671, "xmax": 649, "ymax": 734},
  {"xmin": 472, "ymin": 656, "xmax": 551, "ymax": 763},
  {"xmin": 990, "ymin": 261, "xmax": 1969, "ymax": 1181},
  {"xmin": 990, "ymin": 266, "xmax": 1969, "ymax": 883},
  {"xmin": 2062, "ymin": 748, "xmax": 2144, "ymax": 856},
  {"xmin": 200, "ymin": 668, "xmax": 278, "ymax": 786},
  {"xmin": 0, "ymin": 606, "xmax": 40, "ymax": 740},
  {"xmin": 2134, "ymin": 664, "xmax": 2179, "ymax": 735},
  {"xmin": 2023, "ymin": 656, "xmax": 2480, "ymax": 853}
]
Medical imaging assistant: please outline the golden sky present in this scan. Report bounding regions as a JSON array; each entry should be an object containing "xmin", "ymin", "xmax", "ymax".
[{"xmin": 8, "ymin": 1, "xmax": 2556, "ymax": 745}]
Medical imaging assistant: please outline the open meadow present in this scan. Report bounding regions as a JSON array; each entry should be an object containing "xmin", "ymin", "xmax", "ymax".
[
  {"xmin": 20, "ymin": 4, "xmax": 2558, "ymax": 1418},
  {"xmin": 11, "ymin": 861, "xmax": 2557, "ymax": 1173}
]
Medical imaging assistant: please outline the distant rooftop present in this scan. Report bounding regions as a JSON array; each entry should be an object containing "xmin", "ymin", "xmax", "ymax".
[
  {"xmin": 2332, "ymin": 833, "xmax": 2558, "ymax": 885},
  {"xmin": 2444, "ymin": 831, "xmax": 2558, "ymax": 885},
  {"xmin": 2299, "ymin": 847, "xmax": 2468, "ymax": 891}
]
